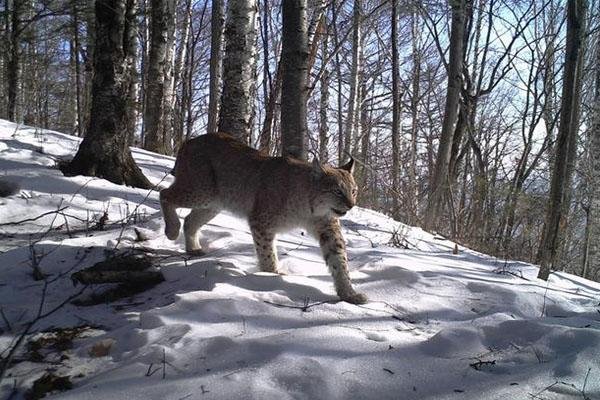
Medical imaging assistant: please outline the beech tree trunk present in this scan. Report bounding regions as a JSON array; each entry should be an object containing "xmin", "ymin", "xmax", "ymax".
[
  {"xmin": 218, "ymin": 0, "xmax": 257, "ymax": 143},
  {"xmin": 537, "ymin": 0, "xmax": 586, "ymax": 280},
  {"xmin": 281, "ymin": 0, "xmax": 308, "ymax": 160},
  {"xmin": 143, "ymin": 0, "xmax": 176, "ymax": 154},
  {"xmin": 207, "ymin": 0, "xmax": 224, "ymax": 134},
  {"xmin": 424, "ymin": 0, "xmax": 467, "ymax": 232},
  {"xmin": 61, "ymin": 0, "xmax": 152, "ymax": 189}
]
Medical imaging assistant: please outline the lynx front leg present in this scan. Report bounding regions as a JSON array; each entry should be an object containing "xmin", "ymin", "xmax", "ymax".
[
  {"xmin": 184, "ymin": 208, "xmax": 219, "ymax": 255},
  {"xmin": 314, "ymin": 219, "xmax": 367, "ymax": 304},
  {"xmin": 250, "ymin": 225, "xmax": 279, "ymax": 273},
  {"xmin": 160, "ymin": 188, "xmax": 181, "ymax": 240}
]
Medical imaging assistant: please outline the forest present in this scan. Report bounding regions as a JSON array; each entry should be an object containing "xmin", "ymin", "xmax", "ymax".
[
  {"xmin": 3, "ymin": 1, "xmax": 600, "ymax": 398},
  {"xmin": 0, "ymin": 0, "xmax": 599, "ymax": 284}
]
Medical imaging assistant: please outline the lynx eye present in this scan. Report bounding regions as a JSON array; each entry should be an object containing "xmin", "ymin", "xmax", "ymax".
[
  {"xmin": 334, "ymin": 188, "xmax": 345, "ymax": 197},
  {"xmin": 351, "ymin": 188, "xmax": 358, "ymax": 196}
]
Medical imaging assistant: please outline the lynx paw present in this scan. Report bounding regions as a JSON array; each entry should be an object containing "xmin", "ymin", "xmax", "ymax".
[
  {"xmin": 339, "ymin": 291, "xmax": 368, "ymax": 305},
  {"xmin": 164, "ymin": 219, "xmax": 181, "ymax": 240}
]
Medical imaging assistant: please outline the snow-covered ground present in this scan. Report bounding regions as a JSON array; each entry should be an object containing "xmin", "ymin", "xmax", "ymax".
[{"xmin": 1, "ymin": 119, "xmax": 599, "ymax": 400}]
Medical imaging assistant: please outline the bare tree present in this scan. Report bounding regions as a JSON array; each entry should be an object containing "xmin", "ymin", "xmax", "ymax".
[
  {"xmin": 143, "ymin": 0, "xmax": 176, "ymax": 154},
  {"xmin": 218, "ymin": 0, "xmax": 257, "ymax": 143},
  {"xmin": 538, "ymin": 0, "xmax": 587, "ymax": 280},
  {"xmin": 583, "ymin": 24, "xmax": 600, "ymax": 281},
  {"xmin": 207, "ymin": 0, "xmax": 223, "ymax": 134},
  {"xmin": 390, "ymin": 0, "xmax": 402, "ymax": 219},
  {"xmin": 318, "ymin": 18, "xmax": 329, "ymax": 163},
  {"xmin": 342, "ymin": 0, "xmax": 362, "ymax": 161},
  {"xmin": 424, "ymin": 0, "xmax": 469, "ymax": 232},
  {"xmin": 281, "ymin": 0, "xmax": 308, "ymax": 160},
  {"xmin": 5, "ymin": 0, "xmax": 24, "ymax": 121},
  {"xmin": 61, "ymin": 0, "xmax": 152, "ymax": 189}
]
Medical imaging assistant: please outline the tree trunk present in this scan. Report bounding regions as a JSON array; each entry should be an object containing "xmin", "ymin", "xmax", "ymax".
[
  {"xmin": 391, "ymin": 0, "xmax": 401, "ymax": 219},
  {"xmin": 408, "ymin": 8, "xmax": 421, "ymax": 225},
  {"xmin": 342, "ymin": 0, "xmax": 361, "ymax": 162},
  {"xmin": 542, "ymin": 0, "xmax": 558, "ymax": 165},
  {"xmin": 259, "ymin": 65, "xmax": 281, "ymax": 153},
  {"xmin": 537, "ymin": 0, "xmax": 586, "ymax": 280},
  {"xmin": 61, "ymin": 0, "xmax": 152, "ymax": 189},
  {"xmin": 258, "ymin": 0, "xmax": 276, "ymax": 153},
  {"xmin": 6, "ymin": 0, "xmax": 23, "ymax": 122},
  {"xmin": 172, "ymin": 0, "xmax": 192, "ymax": 149},
  {"xmin": 583, "ymin": 23, "xmax": 600, "ymax": 281},
  {"xmin": 0, "ymin": 1, "xmax": 7, "ymax": 117},
  {"xmin": 281, "ymin": 0, "xmax": 308, "ymax": 160},
  {"xmin": 143, "ymin": 0, "xmax": 176, "ymax": 154},
  {"xmin": 207, "ymin": 0, "xmax": 224, "ymax": 134},
  {"xmin": 318, "ymin": 23, "xmax": 329, "ymax": 163},
  {"xmin": 424, "ymin": 0, "xmax": 467, "ymax": 232},
  {"xmin": 218, "ymin": 0, "xmax": 257, "ymax": 144},
  {"xmin": 82, "ymin": 0, "xmax": 96, "ymax": 136},
  {"xmin": 72, "ymin": 1, "xmax": 84, "ymax": 137},
  {"xmin": 124, "ymin": 0, "xmax": 139, "ymax": 146},
  {"xmin": 332, "ymin": 1, "xmax": 344, "ymax": 164}
]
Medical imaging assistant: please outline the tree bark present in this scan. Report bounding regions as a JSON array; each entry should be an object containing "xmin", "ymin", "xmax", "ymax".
[
  {"xmin": 6, "ymin": 0, "xmax": 23, "ymax": 122},
  {"xmin": 281, "ymin": 0, "xmax": 308, "ymax": 160},
  {"xmin": 424, "ymin": 0, "xmax": 467, "ymax": 232},
  {"xmin": 72, "ymin": 1, "xmax": 84, "ymax": 137},
  {"xmin": 143, "ymin": 0, "xmax": 176, "ymax": 154},
  {"xmin": 61, "ymin": 0, "xmax": 152, "ymax": 189},
  {"xmin": 537, "ymin": 0, "xmax": 586, "ymax": 280},
  {"xmin": 258, "ymin": 0, "xmax": 275, "ymax": 153},
  {"xmin": 342, "ymin": 0, "xmax": 362, "ymax": 162},
  {"xmin": 391, "ymin": 0, "xmax": 401, "ymax": 219},
  {"xmin": 82, "ymin": 0, "xmax": 96, "ymax": 136},
  {"xmin": 172, "ymin": 0, "xmax": 192, "ymax": 149},
  {"xmin": 332, "ymin": 1, "xmax": 344, "ymax": 164},
  {"xmin": 207, "ymin": 0, "xmax": 224, "ymax": 134},
  {"xmin": 408, "ymin": 8, "xmax": 421, "ymax": 225},
  {"xmin": 318, "ymin": 22, "xmax": 329, "ymax": 163},
  {"xmin": 218, "ymin": 0, "xmax": 257, "ymax": 143},
  {"xmin": 583, "ymin": 22, "xmax": 600, "ymax": 281}
]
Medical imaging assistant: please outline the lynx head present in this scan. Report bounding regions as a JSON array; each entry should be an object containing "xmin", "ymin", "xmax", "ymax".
[{"xmin": 310, "ymin": 158, "xmax": 358, "ymax": 218}]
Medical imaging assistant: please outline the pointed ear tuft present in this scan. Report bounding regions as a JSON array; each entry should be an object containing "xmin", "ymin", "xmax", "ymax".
[
  {"xmin": 340, "ymin": 157, "xmax": 355, "ymax": 174},
  {"xmin": 312, "ymin": 158, "xmax": 325, "ymax": 178}
]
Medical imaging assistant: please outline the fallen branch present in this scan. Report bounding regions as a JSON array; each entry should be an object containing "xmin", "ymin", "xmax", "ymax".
[
  {"xmin": 71, "ymin": 254, "xmax": 164, "ymax": 286},
  {"xmin": 0, "ymin": 206, "xmax": 69, "ymax": 226},
  {"xmin": 263, "ymin": 297, "xmax": 334, "ymax": 312},
  {"xmin": 469, "ymin": 359, "xmax": 496, "ymax": 370}
]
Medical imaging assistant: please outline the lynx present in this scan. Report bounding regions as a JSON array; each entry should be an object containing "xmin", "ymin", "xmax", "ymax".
[{"xmin": 159, "ymin": 133, "xmax": 367, "ymax": 304}]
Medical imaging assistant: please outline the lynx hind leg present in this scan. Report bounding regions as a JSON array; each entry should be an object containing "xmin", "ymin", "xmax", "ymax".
[
  {"xmin": 184, "ymin": 208, "xmax": 219, "ymax": 255},
  {"xmin": 315, "ymin": 219, "xmax": 367, "ymax": 304},
  {"xmin": 250, "ymin": 225, "xmax": 279, "ymax": 273},
  {"xmin": 160, "ymin": 187, "xmax": 181, "ymax": 240},
  {"xmin": 160, "ymin": 162, "xmax": 217, "ymax": 242}
]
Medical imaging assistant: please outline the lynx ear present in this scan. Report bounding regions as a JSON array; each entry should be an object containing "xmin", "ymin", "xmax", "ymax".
[
  {"xmin": 340, "ymin": 157, "xmax": 355, "ymax": 174},
  {"xmin": 312, "ymin": 158, "xmax": 325, "ymax": 178}
]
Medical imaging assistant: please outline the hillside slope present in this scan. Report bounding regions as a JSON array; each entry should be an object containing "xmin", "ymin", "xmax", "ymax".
[{"xmin": 1, "ymin": 120, "xmax": 599, "ymax": 400}]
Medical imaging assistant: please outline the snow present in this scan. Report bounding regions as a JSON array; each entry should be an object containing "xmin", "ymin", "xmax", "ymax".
[{"xmin": 1, "ymin": 119, "xmax": 599, "ymax": 400}]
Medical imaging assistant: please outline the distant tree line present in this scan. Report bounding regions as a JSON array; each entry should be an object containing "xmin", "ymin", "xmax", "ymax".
[{"xmin": 1, "ymin": 0, "xmax": 600, "ymax": 283}]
